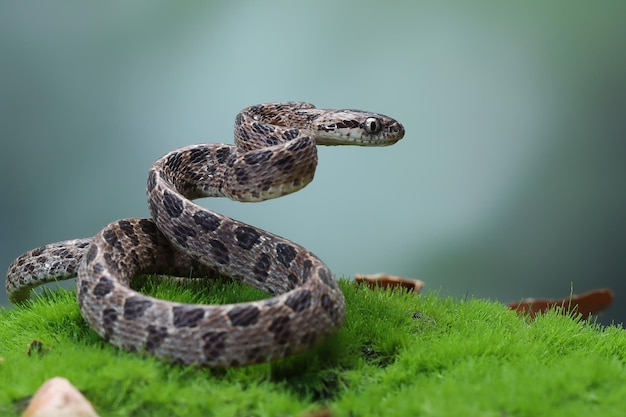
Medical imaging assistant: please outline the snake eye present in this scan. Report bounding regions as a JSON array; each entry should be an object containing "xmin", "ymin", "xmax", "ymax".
[{"xmin": 363, "ymin": 117, "xmax": 382, "ymax": 134}]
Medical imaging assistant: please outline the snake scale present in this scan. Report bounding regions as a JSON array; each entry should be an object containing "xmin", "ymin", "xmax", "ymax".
[{"xmin": 6, "ymin": 102, "xmax": 405, "ymax": 367}]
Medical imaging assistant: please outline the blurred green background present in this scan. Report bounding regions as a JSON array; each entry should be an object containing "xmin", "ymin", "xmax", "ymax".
[{"xmin": 2, "ymin": 1, "xmax": 625, "ymax": 324}]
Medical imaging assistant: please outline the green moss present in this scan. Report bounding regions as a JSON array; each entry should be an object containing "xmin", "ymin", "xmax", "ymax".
[{"xmin": 1, "ymin": 279, "xmax": 625, "ymax": 416}]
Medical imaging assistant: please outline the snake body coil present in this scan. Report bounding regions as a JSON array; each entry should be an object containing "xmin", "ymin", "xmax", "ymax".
[{"xmin": 6, "ymin": 102, "xmax": 405, "ymax": 367}]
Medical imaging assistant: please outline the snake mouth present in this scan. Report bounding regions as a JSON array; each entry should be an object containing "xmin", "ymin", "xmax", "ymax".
[{"xmin": 314, "ymin": 122, "xmax": 405, "ymax": 146}]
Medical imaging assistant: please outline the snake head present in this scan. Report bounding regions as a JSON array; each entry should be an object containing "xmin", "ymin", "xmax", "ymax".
[{"xmin": 311, "ymin": 109, "xmax": 405, "ymax": 146}]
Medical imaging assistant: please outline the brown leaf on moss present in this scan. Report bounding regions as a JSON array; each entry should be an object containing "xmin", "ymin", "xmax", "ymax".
[
  {"xmin": 355, "ymin": 274, "xmax": 425, "ymax": 294},
  {"xmin": 507, "ymin": 288, "xmax": 614, "ymax": 319}
]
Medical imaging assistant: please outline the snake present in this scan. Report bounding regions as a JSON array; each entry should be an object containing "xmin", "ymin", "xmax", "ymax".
[{"xmin": 5, "ymin": 102, "xmax": 405, "ymax": 367}]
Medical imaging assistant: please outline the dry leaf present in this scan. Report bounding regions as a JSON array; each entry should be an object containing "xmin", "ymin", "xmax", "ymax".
[
  {"xmin": 508, "ymin": 288, "xmax": 614, "ymax": 319},
  {"xmin": 355, "ymin": 273, "xmax": 425, "ymax": 293}
]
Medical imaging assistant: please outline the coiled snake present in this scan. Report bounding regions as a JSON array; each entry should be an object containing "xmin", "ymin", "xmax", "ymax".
[{"xmin": 6, "ymin": 102, "xmax": 405, "ymax": 367}]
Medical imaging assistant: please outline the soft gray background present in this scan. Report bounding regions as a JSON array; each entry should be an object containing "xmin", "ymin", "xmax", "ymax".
[{"xmin": 2, "ymin": 2, "xmax": 625, "ymax": 324}]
